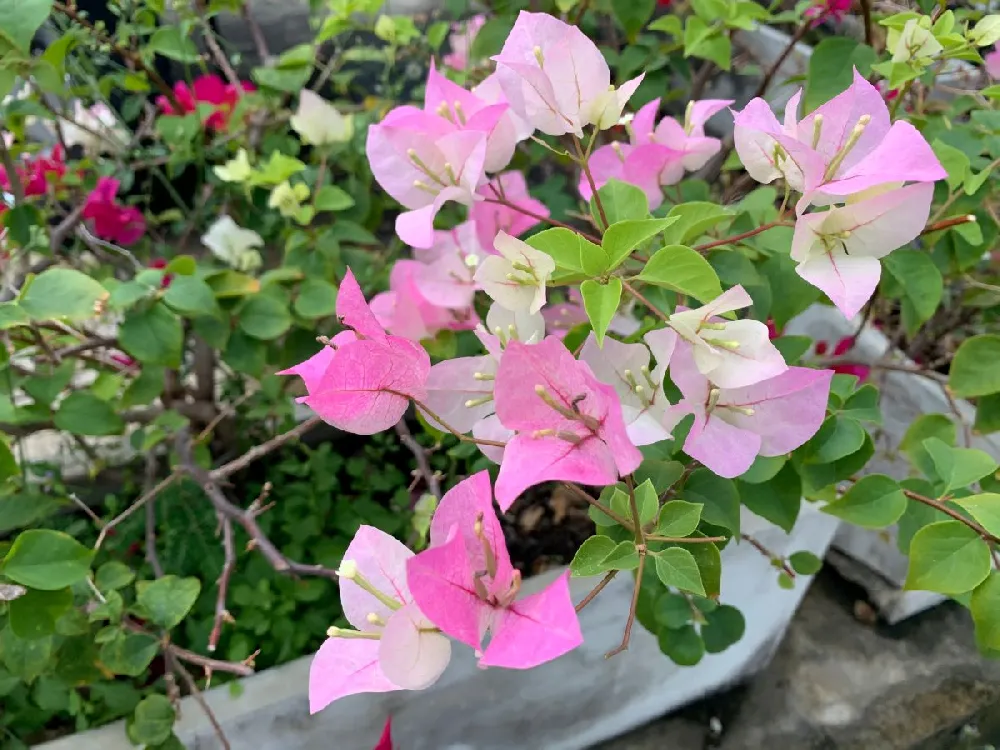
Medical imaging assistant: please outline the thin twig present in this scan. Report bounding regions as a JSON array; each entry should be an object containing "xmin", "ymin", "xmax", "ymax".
[
  {"xmin": 208, "ymin": 517, "xmax": 236, "ymax": 653},
  {"xmin": 167, "ymin": 643, "xmax": 255, "ymax": 678},
  {"xmin": 740, "ymin": 533, "xmax": 795, "ymax": 578},
  {"xmin": 96, "ymin": 471, "xmax": 181, "ymax": 550},
  {"xmin": 561, "ymin": 482, "xmax": 635, "ymax": 532},
  {"xmin": 211, "ymin": 416, "xmax": 323, "ymax": 479},
  {"xmin": 241, "ymin": 2, "xmax": 271, "ymax": 64},
  {"xmin": 693, "ymin": 221, "xmax": 793, "ymax": 252},
  {"xmin": 166, "ymin": 653, "xmax": 233, "ymax": 750},
  {"xmin": 902, "ymin": 488, "xmax": 1000, "ymax": 545},
  {"xmin": 201, "ymin": 21, "xmax": 240, "ymax": 87},
  {"xmin": 572, "ymin": 135, "xmax": 608, "ymax": 230},
  {"xmin": 646, "ymin": 534, "xmax": 727, "ymax": 543},
  {"xmin": 606, "ymin": 550, "xmax": 645, "ymax": 658},
  {"xmin": 860, "ymin": 0, "xmax": 874, "ymax": 47},
  {"xmin": 752, "ymin": 19, "xmax": 811, "ymax": 100},
  {"xmin": 402, "ymin": 396, "xmax": 507, "ymax": 448},
  {"xmin": 394, "ymin": 421, "xmax": 442, "ymax": 500},
  {"xmin": 0, "ymin": 138, "xmax": 24, "ymax": 205},
  {"xmin": 67, "ymin": 492, "xmax": 105, "ymax": 528},
  {"xmin": 483, "ymin": 192, "xmax": 602, "ymax": 245},
  {"xmin": 144, "ymin": 454, "xmax": 166, "ymax": 578},
  {"xmin": 621, "ymin": 280, "xmax": 669, "ymax": 322},
  {"xmin": 576, "ymin": 570, "xmax": 617, "ymax": 613},
  {"xmin": 920, "ymin": 214, "xmax": 977, "ymax": 236}
]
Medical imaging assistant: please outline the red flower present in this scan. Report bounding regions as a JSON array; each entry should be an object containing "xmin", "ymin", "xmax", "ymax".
[
  {"xmin": 816, "ymin": 336, "xmax": 870, "ymax": 381},
  {"xmin": 0, "ymin": 145, "xmax": 67, "ymax": 199},
  {"xmin": 83, "ymin": 177, "xmax": 147, "ymax": 246},
  {"xmin": 805, "ymin": 0, "xmax": 852, "ymax": 24},
  {"xmin": 156, "ymin": 74, "xmax": 255, "ymax": 132},
  {"xmin": 149, "ymin": 258, "xmax": 173, "ymax": 289},
  {"xmin": 372, "ymin": 718, "xmax": 394, "ymax": 750}
]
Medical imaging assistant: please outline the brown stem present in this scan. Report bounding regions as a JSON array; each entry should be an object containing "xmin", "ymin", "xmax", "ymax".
[
  {"xmin": 0, "ymin": 138, "xmax": 24, "ymax": 205},
  {"xmin": 404, "ymin": 396, "xmax": 507, "ymax": 448},
  {"xmin": 625, "ymin": 476, "xmax": 644, "ymax": 545},
  {"xmin": 621, "ymin": 280, "xmax": 669, "ymax": 322},
  {"xmin": 200, "ymin": 20, "xmax": 240, "ymax": 87},
  {"xmin": 208, "ymin": 516, "xmax": 236, "ymax": 652},
  {"xmin": 241, "ymin": 2, "xmax": 271, "ymax": 63},
  {"xmin": 740, "ymin": 533, "xmax": 795, "ymax": 578},
  {"xmin": 97, "ymin": 471, "xmax": 182, "ymax": 550},
  {"xmin": 693, "ymin": 220, "xmax": 793, "ymax": 252},
  {"xmin": 166, "ymin": 653, "xmax": 233, "ymax": 750},
  {"xmin": 860, "ymin": 0, "xmax": 874, "ymax": 47},
  {"xmin": 920, "ymin": 214, "xmax": 977, "ymax": 236},
  {"xmin": 168, "ymin": 643, "xmax": 255, "ymax": 678},
  {"xmin": 646, "ymin": 534, "xmax": 727, "ymax": 543},
  {"xmin": 483, "ymin": 193, "xmax": 602, "ymax": 245},
  {"xmin": 576, "ymin": 570, "xmax": 617, "ymax": 613},
  {"xmin": 606, "ymin": 550, "xmax": 645, "ymax": 658},
  {"xmin": 211, "ymin": 416, "xmax": 323, "ymax": 479},
  {"xmin": 561, "ymin": 482, "xmax": 635, "ymax": 532},
  {"xmin": 395, "ymin": 421, "xmax": 442, "ymax": 500},
  {"xmin": 143, "ymin": 454, "xmax": 166, "ymax": 578},
  {"xmin": 752, "ymin": 19, "xmax": 811, "ymax": 100},
  {"xmin": 902, "ymin": 488, "xmax": 1000, "ymax": 545}
]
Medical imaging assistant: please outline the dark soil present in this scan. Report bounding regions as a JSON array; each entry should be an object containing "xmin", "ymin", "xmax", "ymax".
[{"xmin": 502, "ymin": 482, "xmax": 596, "ymax": 577}]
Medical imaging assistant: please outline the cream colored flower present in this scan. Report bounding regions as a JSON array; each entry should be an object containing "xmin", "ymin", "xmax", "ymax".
[
  {"xmin": 290, "ymin": 91, "xmax": 354, "ymax": 146},
  {"xmin": 202, "ymin": 215, "xmax": 264, "ymax": 273}
]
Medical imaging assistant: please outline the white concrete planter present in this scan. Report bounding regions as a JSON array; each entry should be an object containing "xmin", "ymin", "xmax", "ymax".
[
  {"xmin": 37, "ymin": 505, "xmax": 838, "ymax": 750},
  {"xmin": 786, "ymin": 305, "xmax": 1000, "ymax": 623}
]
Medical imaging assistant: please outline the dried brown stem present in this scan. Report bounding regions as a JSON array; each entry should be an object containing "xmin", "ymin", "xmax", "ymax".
[
  {"xmin": 740, "ymin": 533, "xmax": 795, "ymax": 578},
  {"xmin": 208, "ymin": 517, "xmax": 236, "ymax": 652},
  {"xmin": 606, "ymin": 550, "xmax": 645, "ymax": 658},
  {"xmin": 97, "ymin": 471, "xmax": 181, "ymax": 550},
  {"xmin": 166, "ymin": 652, "xmax": 233, "ymax": 750},
  {"xmin": 211, "ymin": 416, "xmax": 323, "ymax": 479}
]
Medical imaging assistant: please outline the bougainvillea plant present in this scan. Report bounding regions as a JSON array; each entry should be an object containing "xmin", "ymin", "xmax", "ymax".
[{"xmin": 1, "ymin": 0, "xmax": 999, "ymax": 747}]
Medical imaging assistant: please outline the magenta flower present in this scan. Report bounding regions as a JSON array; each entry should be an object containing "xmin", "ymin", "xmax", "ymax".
[
  {"xmin": 443, "ymin": 14, "xmax": 487, "ymax": 71},
  {"xmin": 492, "ymin": 337, "xmax": 642, "ymax": 509},
  {"xmin": 665, "ymin": 342, "xmax": 833, "ymax": 478},
  {"xmin": 82, "ymin": 177, "xmax": 146, "ymax": 246},
  {"xmin": 733, "ymin": 70, "xmax": 945, "ymax": 209},
  {"xmin": 664, "ymin": 286, "xmax": 787, "ymax": 389},
  {"xmin": 308, "ymin": 526, "xmax": 452, "ymax": 713},
  {"xmin": 470, "ymin": 171, "xmax": 550, "ymax": 254},
  {"xmin": 578, "ymin": 140, "xmax": 672, "ymax": 209},
  {"xmin": 372, "ymin": 718, "xmax": 395, "ymax": 750},
  {"xmin": 407, "ymin": 472, "xmax": 582, "ymax": 668},
  {"xmin": 0, "ymin": 145, "xmax": 67, "ymax": 200},
  {"xmin": 156, "ymin": 74, "xmax": 254, "ymax": 131},
  {"xmin": 579, "ymin": 330, "xmax": 675, "ymax": 446},
  {"xmin": 279, "ymin": 269, "xmax": 430, "ymax": 435},
  {"xmin": 366, "ymin": 107, "xmax": 491, "ymax": 248},
  {"xmin": 986, "ymin": 49, "xmax": 1000, "ymax": 80},
  {"xmin": 805, "ymin": 0, "xmax": 852, "ymax": 24},
  {"xmin": 493, "ymin": 11, "xmax": 643, "ymax": 136},
  {"xmin": 370, "ymin": 259, "xmax": 479, "ymax": 342},
  {"xmin": 791, "ymin": 182, "xmax": 934, "ymax": 318}
]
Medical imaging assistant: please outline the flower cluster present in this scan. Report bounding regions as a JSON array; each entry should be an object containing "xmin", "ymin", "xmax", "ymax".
[
  {"xmin": 733, "ymin": 70, "xmax": 945, "ymax": 318},
  {"xmin": 309, "ymin": 472, "xmax": 581, "ymax": 713},
  {"xmin": 156, "ymin": 73, "xmax": 255, "ymax": 132},
  {"xmin": 82, "ymin": 177, "xmax": 146, "ymax": 246}
]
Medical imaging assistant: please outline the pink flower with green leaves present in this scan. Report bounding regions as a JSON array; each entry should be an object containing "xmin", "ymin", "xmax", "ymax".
[
  {"xmin": 791, "ymin": 182, "xmax": 934, "ymax": 318},
  {"xmin": 492, "ymin": 337, "xmax": 642, "ymax": 509},
  {"xmin": 407, "ymin": 472, "xmax": 583, "ymax": 668},
  {"xmin": 366, "ymin": 107, "xmax": 493, "ymax": 248},
  {"xmin": 733, "ymin": 70, "xmax": 945, "ymax": 210},
  {"xmin": 665, "ymin": 342, "xmax": 833, "ymax": 478},
  {"xmin": 662, "ymin": 286, "xmax": 787, "ymax": 389},
  {"xmin": 308, "ymin": 526, "xmax": 452, "ymax": 713},
  {"xmin": 493, "ymin": 11, "xmax": 643, "ymax": 136},
  {"xmin": 279, "ymin": 269, "xmax": 430, "ymax": 435}
]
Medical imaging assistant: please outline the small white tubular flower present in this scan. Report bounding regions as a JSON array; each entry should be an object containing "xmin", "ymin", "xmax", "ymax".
[{"xmin": 202, "ymin": 215, "xmax": 265, "ymax": 273}]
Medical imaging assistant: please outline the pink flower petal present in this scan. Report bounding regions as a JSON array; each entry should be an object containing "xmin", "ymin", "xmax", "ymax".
[
  {"xmin": 378, "ymin": 603, "xmax": 452, "ymax": 690},
  {"xmin": 308, "ymin": 638, "xmax": 398, "ymax": 714},
  {"xmin": 340, "ymin": 525, "xmax": 413, "ymax": 630}
]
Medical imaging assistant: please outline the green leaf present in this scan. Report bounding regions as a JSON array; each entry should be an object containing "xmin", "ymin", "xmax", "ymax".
[
  {"xmin": 789, "ymin": 551, "xmax": 823, "ymax": 575},
  {"xmin": 163, "ymin": 275, "xmax": 220, "ymax": 318},
  {"xmin": 130, "ymin": 695, "xmax": 176, "ymax": 746},
  {"xmin": 804, "ymin": 37, "xmax": 876, "ymax": 112},
  {"xmin": 9, "ymin": 588, "xmax": 72, "ymax": 640},
  {"xmin": 239, "ymin": 294, "xmax": 293, "ymax": 340},
  {"xmin": 655, "ymin": 593, "xmax": 692, "ymax": 629},
  {"xmin": 591, "ymin": 179, "xmax": 649, "ymax": 229},
  {"xmin": 206, "ymin": 270, "xmax": 261, "ymax": 298},
  {"xmin": 684, "ymin": 17, "xmax": 731, "ymax": 70},
  {"xmin": 975, "ymin": 393, "xmax": 1000, "ymax": 435},
  {"xmin": 611, "ymin": 0, "xmax": 655, "ymax": 40},
  {"xmin": 932, "ymin": 140, "xmax": 971, "ymax": 191},
  {"xmin": 656, "ymin": 500, "xmax": 703, "ymax": 538},
  {"xmin": 661, "ymin": 202, "xmax": 732, "ymax": 246},
  {"xmin": 840, "ymin": 385, "xmax": 882, "ymax": 423},
  {"xmin": 953, "ymin": 494, "xmax": 1000, "ymax": 539},
  {"xmin": 739, "ymin": 455, "xmax": 786, "ymax": 484},
  {"xmin": 637, "ymin": 245, "xmax": 723, "ymax": 304},
  {"xmin": 0, "ymin": 439, "xmax": 16, "ymax": 483},
  {"xmin": 120, "ymin": 303, "xmax": 183, "ymax": 367},
  {"xmin": 823, "ymin": 474, "xmax": 907, "ymax": 529},
  {"xmin": 635, "ymin": 459, "xmax": 685, "ymax": 493},
  {"xmin": 658, "ymin": 623, "xmax": 705, "ymax": 666},
  {"xmin": 147, "ymin": 27, "xmax": 200, "ymax": 62},
  {"xmin": 609, "ymin": 481, "xmax": 658, "ymax": 527},
  {"xmin": 950, "ymin": 335, "xmax": 1000, "ymax": 398},
  {"xmin": 3, "ymin": 530, "xmax": 94, "ymax": 590},
  {"xmin": 683, "ymin": 469, "xmax": 740, "ymax": 534},
  {"xmin": 653, "ymin": 547, "xmax": 706, "ymax": 595},
  {"xmin": 737, "ymin": 463, "xmax": 802, "ymax": 533},
  {"xmin": 470, "ymin": 16, "xmax": 515, "ymax": 59},
  {"xmin": 0, "ymin": 0, "xmax": 53, "ymax": 54},
  {"xmin": 923, "ymin": 438, "xmax": 997, "ymax": 493},
  {"xmin": 0, "ymin": 626, "xmax": 52, "ymax": 683},
  {"xmin": 971, "ymin": 573, "xmax": 1000, "ymax": 651},
  {"xmin": 701, "ymin": 604, "xmax": 746, "ymax": 653},
  {"xmin": 580, "ymin": 278, "xmax": 622, "ymax": 346},
  {"xmin": 602, "ymin": 541, "xmax": 640, "ymax": 570},
  {"xmin": 123, "ymin": 366, "xmax": 166, "ymax": 408},
  {"xmin": 155, "ymin": 114, "xmax": 201, "ymax": 146},
  {"xmin": 95, "ymin": 561, "xmax": 136, "ymax": 592},
  {"xmin": 526, "ymin": 228, "xmax": 595, "ymax": 273},
  {"xmin": 805, "ymin": 416, "xmax": 867, "ymax": 464},
  {"xmin": 54, "ymin": 393, "xmax": 125, "ymax": 436},
  {"xmin": 0, "ymin": 493, "xmax": 62, "ymax": 533},
  {"xmin": 100, "ymin": 631, "xmax": 159, "ymax": 676},
  {"xmin": 904, "ymin": 520, "xmax": 992, "ymax": 594},
  {"xmin": 0, "ymin": 302, "xmax": 28, "ymax": 330},
  {"xmin": 20, "ymin": 268, "xmax": 107, "ymax": 322},
  {"xmin": 688, "ymin": 538, "xmax": 722, "ymax": 597},
  {"xmin": 314, "ymin": 185, "xmax": 355, "ymax": 212},
  {"xmin": 294, "ymin": 279, "xmax": 338, "ymax": 319},
  {"xmin": 900, "ymin": 413, "xmax": 956, "ymax": 479},
  {"xmin": 570, "ymin": 536, "xmax": 617, "ymax": 577},
  {"xmin": 136, "ymin": 576, "xmax": 201, "ymax": 630},
  {"xmin": 602, "ymin": 218, "xmax": 676, "ymax": 270},
  {"xmin": 882, "ymin": 251, "xmax": 943, "ymax": 336}
]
